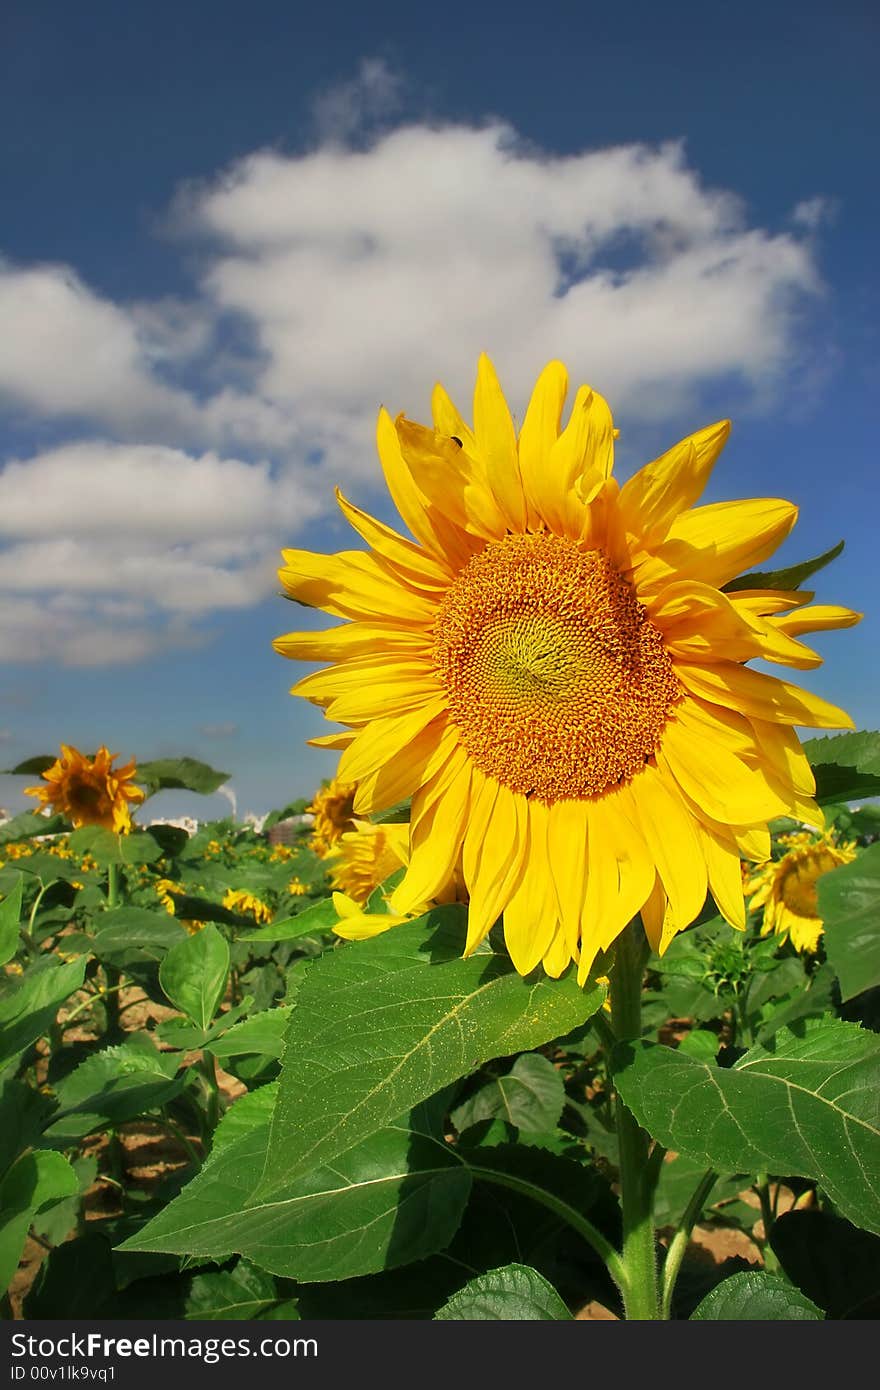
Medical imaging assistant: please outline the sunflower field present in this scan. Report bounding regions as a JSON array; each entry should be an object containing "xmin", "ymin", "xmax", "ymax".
[{"xmin": 3, "ymin": 359, "xmax": 880, "ymax": 1324}]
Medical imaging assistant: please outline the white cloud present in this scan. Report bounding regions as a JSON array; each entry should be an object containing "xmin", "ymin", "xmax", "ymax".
[
  {"xmin": 0, "ymin": 262, "xmax": 196, "ymax": 433},
  {"xmin": 0, "ymin": 76, "xmax": 828, "ymax": 666}
]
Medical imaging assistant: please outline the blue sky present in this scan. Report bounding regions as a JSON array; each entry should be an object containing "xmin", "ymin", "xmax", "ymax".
[{"xmin": 1, "ymin": 0, "xmax": 877, "ymax": 821}]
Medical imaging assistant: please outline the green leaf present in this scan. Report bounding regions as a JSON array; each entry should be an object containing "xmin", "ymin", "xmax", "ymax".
[
  {"xmin": 118, "ymin": 1109, "xmax": 471, "ymax": 1282},
  {"xmin": 818, "ymin": 842, "xmax": 880, "ymax": 1001},
  {"xmin": 722, "ymin": 538, "xmax": 843, "ymax": 595},
  {"xmin": 801, "ymin": 730, "xmax": 880, "ymax": 805},
  {"xmin": 0, "ymin": 1079, "xmax": 57, "ymax": 1178},
  {"xmin": 677, "ymin": 1029, "xmax": 720, "ymax": 1060},
  {"xmin": 23, "ymin": 1230, "xmax": 117, "ymax": 1319},
  {"xmin": 67, "ymin": 826, "xmax": 162, "ymax": 865},
  {"xmin": 206, "ymin": 1008, "xmax": 292, "ymax": 1062},
  {"xmin": 241, "ymin": 896, "xmax": 340, "ymax": 941},
  {"xmin": 185, "ymin": 1260, "xmax": 280, "ymax": 1320},
  {"xmin": 0, "ymin": 811, "xmax": 67, "ymax": 845},
  {"xmin": 0, "ymin": 957, "xmax": 87, "ymax": 1073},
  {"xmin": 613, "ymin": 1019, "xmax": 880, "ymax": 1236},
  {"xmin": 92, "ymin": 908, "xmax": 187, "ymax": 973},
  {"xmin": 259, "ymin": 907, "xmax": 606, "ymax": 1194},
  {"xmin": 32, "ymin": 1155, "xmax": 98, "ymax": 1246},
  {"xmin": 690, "ymin": 1270, "xmax": 823, "ymax": 1320},
  {"xmin": 0, "ymin": 872, "xmax": 23, "ymax": 966},
  {"xmin": 770, "ymin": 1208, "xmax": 880, "ymax": 1319},
  {"xmin": 45, "ymin": 1038, "xmax": 186, "ymax": 1137},
  {"xmin": 210, "ymin": 1084, "xmax": 279, "ymax": 1157},
  {"xmin": 435, "ymin": 1263, "xmax": 572, "ymax": 1320},
  {"xmin": 451, "ymin": 1053, "xmax": 566, "ymax": 1135},
  {"xmin": 159, "ymin": 924, "xmax": 230, "ymax": 1030},
  {"xmin": 4, "ymin": 755, "xmax": 57, "ymax": 776},
  {"xmin": 136, "ymin": 757, "xmax": 230, "ymax": 797},
  {"xmin": 0, "ymin": 1150, "xmax": 78, "ymax": 1289},
  {"xmin": 754, "ymin": 963, "xmax": 836, "ymax": 1045}
]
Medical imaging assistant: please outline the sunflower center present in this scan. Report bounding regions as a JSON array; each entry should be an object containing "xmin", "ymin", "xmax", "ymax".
[
  {"xmin": 69, "ymin": 776, "xmax": 108, "ymax": 814},
  {"xmin": 434, "ymin": 532, "xmax": 680, "ymax": 800}
]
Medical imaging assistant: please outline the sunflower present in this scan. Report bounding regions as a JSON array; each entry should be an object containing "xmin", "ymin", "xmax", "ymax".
[
  {"xmin": 223, "ymin": 887, "xmax": 273, "ymax": 925},
  {"xmin": 26, "ymin": 745, "xmax": 145, "ymax": 834},
  {"xmin": 327, "ymin": 819, "xmax": 410, "ymax": 905},
  {"xmin": 275, "ymin": 356, "xmax": 859, "ymax": 982},
  {"xmin": 308, "ymin": 777, "xmax": 357, "ymax": 856},
  {"xmin": 744, "ymin": 829, "xmax": 857, "ymax": 954}
]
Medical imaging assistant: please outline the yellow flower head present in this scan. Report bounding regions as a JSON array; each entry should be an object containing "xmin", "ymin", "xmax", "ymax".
[
  {"xmin": 270, "ymin": 843, "xmax": 295, "ymax": 862},
  {"xmin": 287, "ymin": 875, "xmax": 308, "ymax": 896},
  {"xmin": 155, "ymin": 877, "xmax": 182, "ymax": 915},
  {"xmin": 275, "ymin": 356, "xmax": 860, "ymax": 983},
  {"xmin": 25, "ymin": 744, "xmax": 145, "ymax": 834},
  {"xmin": 327, "ymin": 819, "xmax": 410, "ymax": 906},
  {"xmin": 223, "ymin": 887, "xmax": 273, "ymax": 925},
  {"xmin": 308, "ymin": 777, "xmax": 357, "ymax": 856},
  {"xmin": 744, "ymin": 829, "xmax": 857, "ymax": 953}
]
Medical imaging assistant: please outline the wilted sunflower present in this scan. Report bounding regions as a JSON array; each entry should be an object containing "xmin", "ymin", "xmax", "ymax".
[
  {"xmin": 308, "ymin": 777, "xmax": 357, "ymax": 856},
  {"xmin": 26, "ymin": 744, "xmax": 145, "ymax": 834},
  {"xmin": 275, "ymin": 357, "xmax": 859, "ymax": 981},
  {"xmin": 327, "ymin": 819, "xmax": 410, "ymax": 905},
  {"xmin": 744, "ymin": 830, "xmax": 857, "ymax": 954}
]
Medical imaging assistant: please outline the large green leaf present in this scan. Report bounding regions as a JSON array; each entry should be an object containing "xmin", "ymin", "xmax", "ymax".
[
  {"xmin": 241, "ymin": 897, "xmax": 340, "ymax": 941},
  {"xmin": 451, "ymin": 1053, "xmax": 566, "ymax": 1136},
  {"xmin": 118, "ymin": 1112, "xmax": 471, "ymax": 1282},
  {"xmin": 0, "ymin": 811, "xmax": 68, "ymax": 845},
  {"xmin": 136, "ymin": 757, "xmax": 230, "ymax": 797},
  {"xmin": 206, "ymin": 1008, "xmax": 292, "ymax": 1061},
  {"xmin": 613, "ymin": 1020, "xmax": 880, "ymax": 1235},
  {"xmin": 0, "ymin": 957, "xmax": 87, "ymax": 1072},
  {"xmin": 0, "ymin": 871, "xmax": 23, "ymax": 966},
  {"xmin": 690, "ymin": 1270, "xmax": 823, "ymax": 1320},
  {"xmin": 802, "ymin": 730, "xmax": 880, "ymax": 805},
  {"xmin": 722, "ymin": 538, "xmax": 843, "ymax": 595},
  {"xmin": 818, "ymin": 843, "xmax": 880, "ymax": 1001},
  {"xmin": 435, "ymin": 1263, "xmax": 572, "ymax": 1320},
  {"xmin": 0, "ymin": 1150, "xmax": 78, "ymax": 1289},
  {"xmin": 92, "ymin": 909, "xmax": 187, "ymax": 974},
  {"xmin": 159, "ymin": 924, "xmax": 230, "ymax": 1030},
  {"xmin": 259, "ymin": 907, "xmax": 605, "ymax": 1194},
  {"xmin": 67, "ymin": 826, "xmax": 162, "ymax": 866},
  {"xmin": 43, "ymin": 1038, "xmax": 187, "ymax": 1141}
]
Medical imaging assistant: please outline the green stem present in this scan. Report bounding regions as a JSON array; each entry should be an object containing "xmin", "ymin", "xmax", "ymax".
[
  {"xmin": 610, "ymin": 919, "xmax": 660, "ymax": 1320},
  {"xmin": 200, "ymin": 1051, "xmax": 222, "ymax": 1144},
  {"xmin": 660, "ymin": 1168, "xmax": 718, "ymax": 1318},
  {"xmin": 161, "ymin": 1110, "xmax": 204, "ymax": 1168},
  {"xmin": 62, "ymin": 980, "xmax": 126, "ymax": 1026},
  {"xmin": 468, "ymin": 1163, "xmax": 626, "ymax": 1293},
  {"xmin": 107, "ymin": 860, "xmax": 120, "ymax": 910}
]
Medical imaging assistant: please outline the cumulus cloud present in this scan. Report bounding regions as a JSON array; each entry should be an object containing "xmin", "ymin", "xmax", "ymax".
[{"xmin": 0, "ymin": 69, "xmax": 829, "ymax": 666}]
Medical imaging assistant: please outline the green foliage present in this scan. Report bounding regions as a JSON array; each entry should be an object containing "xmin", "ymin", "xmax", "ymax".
[
  {"xmin": 613, "ymin": 1020, "xmax": 880, "ymax": 1235},
  {"xmin": 689, "ymin": 1270, "xmax": 823, "ymax": 1320},
  {"xmin": 818, "ymin": 841, "xmax": 880, "ymax": 1001},
  {"xmin": 435, "ymin": 1263, "xmax": 572, "ymax": 1320},
  {"xmin": 803, "ymin": 729, "xmax": 880, "ymax": 804},
  {"xmin": 135, "ymin": 757, "xmax": 231, "ymax": 797},
  {"xmin": 722, "ymin": 537, "xmax": 843, "ymax": 594},
  {"xmin": 260, "ymin": 907, "xmax": 606, "ymax": 1193},
  {"xmin": 159, "ymin": 924, "xmax": 230, "ymax": 1029},
  {"xmin": 0, "ymin": 871, "xmax": 23, "ymax": 965}
]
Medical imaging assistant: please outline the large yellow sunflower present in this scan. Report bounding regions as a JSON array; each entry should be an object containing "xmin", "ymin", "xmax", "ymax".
[
  {"xmin": 25, "ymin": 744, "xmax": 145, "ymax": 834},
  {"xmin": 275, "ymin": 357, "xmax": 859, "ymax": 982},
  {"xmin": 744, "ymin": 829, "xmax": 857, "ymax": 954}
]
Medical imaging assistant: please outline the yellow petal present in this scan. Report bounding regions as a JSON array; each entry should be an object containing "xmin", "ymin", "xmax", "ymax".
[
  {"xmin": 772, "ymin": 604, "xmax": 863, "ymax": 638},
  {"xmin": 547, "ymin": 799, "xmax": 588, "ymax": 954},
  {"xmin": 517, "ymin": 360, "xmax": 568, "ymax": 530},
  {"xmin": 618, "ymin": 419, "xmax": 730, "ymax": 542},
  {"xmin": 463, "ymin": 777, "xmax": 528, "ymax": 953},
  {"xmin": 621, "ymin": 763, "xmax": 707, "ymax": 932},
  {"xmin": 634, "ymin": 498, "xmax": 798, "ymax": 592},
  {"xmin": 274, "ymin": 622, "xmax": 431, "ymax": 663},
  {"xmin": 675, "ymin": 662, "xmax": 854, "ymax": 730},
  {"xmin": 473, "ymin": 353, "xmax": 527, "ymax": 531},
  {"xmin": 659, "ymin": 714, "xmax": 790, "ymax": 823},
  {"xmin": 339, "ymin": 700, "xmax": 448, "ymax": 783},
  {"xmin": 334, "ymin": 488, "xmax": 454, "ymax": 588},
  {"xmin": 502, "ymin": 801, "xmax": 557, "ymax": 975},
  {"xmin": 279, "ymin": 547, "xmax": 437, "ymax": 624}
]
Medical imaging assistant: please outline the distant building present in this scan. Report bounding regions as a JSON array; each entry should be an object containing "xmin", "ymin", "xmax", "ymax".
[{"xmin": 267, "ymin": 814, "xmax": 313, "ymax": 846}]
